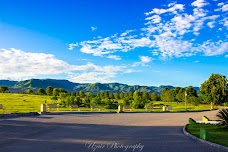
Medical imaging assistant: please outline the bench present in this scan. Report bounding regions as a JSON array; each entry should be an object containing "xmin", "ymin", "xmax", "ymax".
[
  {"xmin": 69, "ymin": 104, "xmax": 80, "ymax": 111},
  {"xmin": 123, "ymin": 105, "xmax": 132, "ymax": 111},
  {"xmin": 47, "ymin": 104, "xmax": 58, "ymax": 111},
  {"xmin": 196, "ymin": 116, "xmax": 221, "ymax": 125},
  {"xmin": 0, "ymin": 104, "xmax": 5, "ymax": 113},
  {"xmin": 90, "ymin": 105, "xmax": 100, "ymax": 111},
  {"xmin": 145, "ymin": 105, "xmax": 153, "ymax": 112}
]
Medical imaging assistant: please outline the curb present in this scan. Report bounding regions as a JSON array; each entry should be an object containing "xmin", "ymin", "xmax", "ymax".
[{"xmin": 183, "ymin": 124, "xmax": 228, "ymax": 151}]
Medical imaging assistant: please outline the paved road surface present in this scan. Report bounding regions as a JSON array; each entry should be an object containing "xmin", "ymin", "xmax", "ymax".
[{"xmin": 0, "ymin": 110, "xmax": 227, "ymax": 152}]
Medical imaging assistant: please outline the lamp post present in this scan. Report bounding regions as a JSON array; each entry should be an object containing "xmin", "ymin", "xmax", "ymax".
[{"xmin": 185, "ymin": 91, "xmax": 187, "ymax": 111}]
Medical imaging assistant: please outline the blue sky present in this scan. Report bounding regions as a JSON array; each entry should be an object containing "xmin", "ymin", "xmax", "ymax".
[{"xmin": 0, "ymin": 0, "xmax": 228, "ymax": 87}]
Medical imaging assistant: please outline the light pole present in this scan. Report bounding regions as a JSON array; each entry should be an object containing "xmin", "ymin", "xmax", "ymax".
[{"xmin": 185, "ymin": 91, "xmax": 187, "ymax": 111}]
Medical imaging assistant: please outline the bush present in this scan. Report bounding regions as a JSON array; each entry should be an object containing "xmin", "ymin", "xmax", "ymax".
[
  {"xmin": 153, "ymin": 103, "xmax": 164, "ymax": 107},
  {"xmin": 105, "ymin": 104, "xmax": 118, "ymax": 109},
  {"xmin": 188, "ymin": 96, "xmax": 200, "ymax": 106},
  {"xmin": 91, "ymin": 97, "xmax": 101, "ymax": 105},
  {"xmin": 50, "ymin": 96, "xmax": 58, "ymax": 100},
  {"xmin": 104, "ymin": 98, "xmax": 112, "ymax": 105},
  {"xmin": 216, "ymin": 109, "xmax": 228, "ymax": 125},
  {"xmin": 123, "ymin": 98, "xmax": 130, "ymax": 106},
  {"xmin": 131, "ymin": 100, "xmax": 145, "ymax": 109},
  {"xmin": 223, "ymin": 102, "xmax": 228, "ymax": 106},
  {"xmin": 145, "ymin": 102, "xmax": 153, "ymax": 108},
  {"xmin": 60, "ymin": 100, "xmax": 67, "ymax": 107}
]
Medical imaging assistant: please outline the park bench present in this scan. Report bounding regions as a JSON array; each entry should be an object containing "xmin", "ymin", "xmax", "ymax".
[
  {"xmin": 196, "ymin": 116, "xmax": 221, "ymax": 125},
  {"xmin": 0, "ymin": 104, "xmax": 6, "ymax": 113},
  {"xmin": 145, "ymin": 105, "xmax": 153, "ymax": 112},
  {"xmin": 123, "ymin": 105, "xmax": 132, "ymax": 111},
  {"xmin": 90, "ymin": 105, "xmax": 100, "ymax": 111},
  {"xmin": 47, "ymin": 104, "xmax": 58, "ymax": 111},
  {"xmin": 69, "ymin": 104, "xmax": 80, "ymax": 111}
]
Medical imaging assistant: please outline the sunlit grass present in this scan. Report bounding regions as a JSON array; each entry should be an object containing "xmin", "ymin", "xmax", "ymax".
[
  {"xmin": 0, "ymin": 93, "xmax": 213, "ymax": 113},
  {"xmin": 187, "ymin": 123, "xmax": 228, "ymax": 147}
]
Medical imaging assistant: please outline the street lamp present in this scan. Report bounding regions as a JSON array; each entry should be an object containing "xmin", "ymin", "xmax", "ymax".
[{"xmin": 185, "ymin": 91, "xmax": 187, "ymax": 111}]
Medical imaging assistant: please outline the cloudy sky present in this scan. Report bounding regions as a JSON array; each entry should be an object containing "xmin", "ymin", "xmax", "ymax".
[{"xmin": 0, "ymin": 0, "xmax": 228, "ymax": 87}]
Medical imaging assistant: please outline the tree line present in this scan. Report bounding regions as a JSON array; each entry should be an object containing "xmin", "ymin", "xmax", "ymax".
[{"xmin": 0, "ymin": 73, "xmax": 228, "ymax": 109}]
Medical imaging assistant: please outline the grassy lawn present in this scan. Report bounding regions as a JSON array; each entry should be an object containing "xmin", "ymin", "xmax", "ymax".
[
  {"xmin": 186, "ymin": 123, "xmax": 228, "ymax": 147},
  {"xmin": 0, "ymin": 93, "xmax": 217, "ymax": 113}
]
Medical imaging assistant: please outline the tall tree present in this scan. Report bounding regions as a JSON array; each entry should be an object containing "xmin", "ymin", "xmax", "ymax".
[
  {"xmin": 46, "ymin": 86, "xmax": 54, "ymax": 96},
  {"xmin": 129, "ymin": 91, "xmax": 133, "ymax": 99},
  {"xmin": 200, "ymin": 74, "xmax": 228, "ymax": 109},
  {"xmin": 161, "ymin": 88, "xmax": 169, "ymax": 102},
  {"xmin": 176, "ymin": 88, "xmax": 185, "ymax": 103},
  {"xmin": 109, "ymin": 93, "xmax": 114, "ymax": 99},
  {"xmin": 79, "ymin": 91, "xmax": 85, "ymax": 98},
  {"xmin": 119, "ymin": 92, "xmax": 124, "ymax": 99},
  {"xmin": 53, "ymin": 88, "xmax": 60, "ymax": 96},
  {"xmin": 37, "ymin": 88, "xmax": 46, "ymax": 95},
  {"xmin": 26, "ymin": 89, "xmax": 34, "ymax": 94},
  {"xmin": 104, "ymin": 91, "xmax": 109, "ymax": 99},
  {"xmin": 161, "ymin": 88, "xmax": 175, "ymax": 102},
  {"xmin": 114, "ymin": 92, "xmax": 119, "ymax": 100},
  {"xmin": 186, "ymin": 86, "xmax": 197, "ymax": 97},
  {"xmin": 0, "ymin": 86, "xmax": 8, "ymax": 93},
  {"xmin": 151, "ymin": 92, "xmax": 159, "ymax": 101},
  {"xmin": 142, "ymin": 92, "xmax": 149, "ymax": 101}
]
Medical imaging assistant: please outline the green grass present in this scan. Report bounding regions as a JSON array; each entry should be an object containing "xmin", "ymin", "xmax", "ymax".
[
  {"xmin": 186, "ymin": 123, "xmax": 228, "ymax": 147},
  {"xmin": 0, "ymin": 93, "xmax": 214, "ymax": 113}
]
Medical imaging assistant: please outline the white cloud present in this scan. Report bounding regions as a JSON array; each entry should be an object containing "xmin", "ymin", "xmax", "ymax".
[
  {"xmin": 69, "ymin": 0, "xmax": 228, "ymax": 60},
  {"xmin": 218, "ymin": 2, "xmax": 224, "ymax": 6},
  {"xmin": 191, "ymin": 0, "xmax": 208, "ymax": 8},
  {"xmin": 133, "ymin": 56, "xmax": 153, "ymax": 67},
  {"xmin": 91, "ymin": 26, "xmax": 97, "ymax": 31},
  {"xmin": 199, "ymin": 41, "xmax": 228, "ymax": 56},
  {"xmin": 222, "ymin": 4, "xmax": 228, "ymax": 12},
  {"xmin": 69, "ymin": 72, "xmax": 114, "ymax": 83},
  {"xmin": 0, "ymin": 48, "xmax": 135, "ymax": 82},
  {"xmin": 207, "ymin": 21, "xmax": 215, "ymax": 28},
  {"xmin": 145, "ymin": 3, "xmax": 184, "ymax": 16},
  {"xmin": 140, "ymin": 56, "xmax": 152, "ymax": 63},
  {"xmin": 0, "ymin": 48, "xmax": 73, "ymax": 79},
  {"xmin": 68, "ymin": 43, "xmax": 78, "ymax": 50},
  {"xmin": 120, "ymin": 30, "xmax": 134, "ymax": 37},
  {"xmin": 107, "ymin": 55, "xmax": 121, "ymax": 60},
  {"xmin": 145, "ymin": 15, "xmax": 161, "ymax": 24}
]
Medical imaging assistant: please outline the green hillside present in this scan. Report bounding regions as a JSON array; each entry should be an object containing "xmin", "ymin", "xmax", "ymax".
[{"xmin": 0, "ymin": 79, "xmax": 199, "ymax": 94}]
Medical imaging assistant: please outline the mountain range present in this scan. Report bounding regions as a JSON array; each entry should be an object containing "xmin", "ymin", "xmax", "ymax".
[{"xmin": 0, "ymin": 79, "xmax": 200, "ymax": 94}]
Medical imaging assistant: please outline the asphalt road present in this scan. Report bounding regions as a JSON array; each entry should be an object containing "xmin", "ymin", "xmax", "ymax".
[{"xmin": 0, "ymin": 110, "xmax": 227, "ymax": 152}]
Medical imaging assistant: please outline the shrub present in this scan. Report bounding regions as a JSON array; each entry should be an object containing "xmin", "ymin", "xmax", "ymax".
[
  {"xmin": 188, "ymin": 96, "xmax": 200, "ymax": 106},
  {"xmin": 130, "ymin": 100, "xmax": 145, "ymax": 109},
  {"xmin": 145, "ymin": 102, "xmax": 153, "ymax": 108},
  {"xmin": 216, "ymin": 109, "xmax": 228, "ymax": 125},
  {"xmin": 50, "ymin": 96, "xmax": 58, "ymax": 100},
  {"xmin": 105, "ymin": 104, "xmax": 118, "ymax": 109},
  {"xmin": 223, "ymin": 102, "xmax": 228, "ymax": 106}
]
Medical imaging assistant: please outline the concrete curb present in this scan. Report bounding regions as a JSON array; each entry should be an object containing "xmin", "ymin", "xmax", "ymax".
[{"xmin": 183, "ymin": 124, "xmax": 228, "ymax": 151}]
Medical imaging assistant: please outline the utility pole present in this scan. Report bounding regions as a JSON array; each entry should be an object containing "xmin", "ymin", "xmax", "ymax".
[{"xmin": 185, "ymin": 91, "xmax": 187, "ymax": 111}]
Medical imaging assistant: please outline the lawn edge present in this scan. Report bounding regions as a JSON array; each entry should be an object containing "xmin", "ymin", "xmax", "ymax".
[{"xmin": 183, "ymin": 124, "xmax": 228, "ymax": 151}]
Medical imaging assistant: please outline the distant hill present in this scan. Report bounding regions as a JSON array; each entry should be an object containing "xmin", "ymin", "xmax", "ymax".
[{"xmin": 0, "ymin": 79, "xmax": 199, "ymax": 94}]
